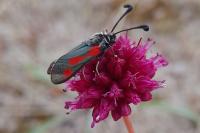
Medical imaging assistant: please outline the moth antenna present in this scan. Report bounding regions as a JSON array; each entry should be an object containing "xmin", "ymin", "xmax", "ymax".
[
  {"xmin": 113, "ymin": 25, "xmax": 149, "ymax": 35},
  {"xmin": 111, "ymin": 4, "xmax": 133, "ymax": 32}
]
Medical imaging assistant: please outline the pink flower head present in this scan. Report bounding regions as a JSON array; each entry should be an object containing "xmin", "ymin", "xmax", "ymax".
[{"xmin": 65, "ymin": 35, "xmax": 168, "ymax": 127}]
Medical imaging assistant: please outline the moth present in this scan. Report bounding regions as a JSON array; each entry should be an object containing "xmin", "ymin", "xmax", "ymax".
[{"xmin": 47, "ymin": 4, "xmax": 149, "ymax": 84}]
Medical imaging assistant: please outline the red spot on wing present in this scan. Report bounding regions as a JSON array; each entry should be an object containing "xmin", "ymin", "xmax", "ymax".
[
  {"xmin": 87, "ymin": 45, "xmax": 101, "ymax": 56},
  {"xmin": 68, "ymin": 56, "xmax": 86, "ymax": 65},
  {"xmin": 64, "ymin": 69, "xmax": 73, "ymax": 77},
  {"xmin": 68, "ymin": 45, "xmax": 101, "ymax": 66}
]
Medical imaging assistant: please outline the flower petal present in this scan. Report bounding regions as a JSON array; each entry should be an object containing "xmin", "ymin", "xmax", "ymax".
[
  {"xmin": 111, "ymin": 108, "xmax": 121, "ymax": 121},
  {"xmin": 107, "ymin": 57, "xmax": 126, "ymax": 79},
  {"xmin": 104, "ymin": 83, "xmax": 123, "ymax": 98},
  {"xmin": 140, "ymin": 92, "xmax": 152, "ymax": 101},
  {"xmin": 94, "ymin": 72, "xmax": 112, "ymax": 87},
  {"xmin": 91, "ymin": 98, "xmax": 114, "ymax": 127}
]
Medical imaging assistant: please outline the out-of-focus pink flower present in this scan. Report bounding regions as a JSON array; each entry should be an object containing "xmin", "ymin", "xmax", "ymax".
[{"xmin": 65, "ymin": 35, "xmax": 168, "ymax": 127}]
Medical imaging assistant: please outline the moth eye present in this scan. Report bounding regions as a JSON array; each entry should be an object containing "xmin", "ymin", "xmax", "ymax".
[{"xmin": 99, "ymin": 35, "xmax": 103, "ymax": 38}]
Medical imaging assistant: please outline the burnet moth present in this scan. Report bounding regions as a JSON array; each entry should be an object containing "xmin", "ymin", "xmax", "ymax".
[{"xmin": 47, "ymin": 4, "xmax": 149, "ymax": 84}]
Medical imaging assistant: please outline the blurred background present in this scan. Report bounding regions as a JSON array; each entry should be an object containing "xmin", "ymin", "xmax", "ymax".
[{"xmin": 0, "ymin": 0, "xmax": 200, "ymax": 133}]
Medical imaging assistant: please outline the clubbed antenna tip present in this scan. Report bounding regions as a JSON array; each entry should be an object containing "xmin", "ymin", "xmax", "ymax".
[
  {"xmin": 141, "ymin": 25, "xmax": 149, "ymax": 31},
  {"xmin": 114, "ymin": 25, "xmax": 150, "ymax": 35}
]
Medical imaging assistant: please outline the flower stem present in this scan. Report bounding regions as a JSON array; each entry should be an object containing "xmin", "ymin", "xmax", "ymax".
[{"xmin": 123, "ymin": 116, "xmax": 134, "ymax": 133}]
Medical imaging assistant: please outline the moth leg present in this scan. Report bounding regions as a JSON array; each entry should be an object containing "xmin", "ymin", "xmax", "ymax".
[
  {"xmin": 82, "ymin": 66, "xmax": 87, "ymax": 79},
  {"xmin": 95, "ymin": 61, "xmax": 100, "ymax": 75},
  {"xmin": 108, "ymin": 44, "xmax": 115, "ymax": 57}
]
